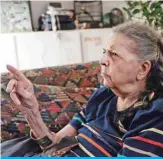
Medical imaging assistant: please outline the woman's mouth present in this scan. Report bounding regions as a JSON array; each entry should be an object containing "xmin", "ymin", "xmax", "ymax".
[{"xmin": 101, "ymin": 73, "xmax": 114, "ymax": 87}]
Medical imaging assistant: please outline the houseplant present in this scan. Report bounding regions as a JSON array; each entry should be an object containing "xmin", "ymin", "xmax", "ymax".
[{"xmin": 123, "ymin": 1, "xmax": 163, "ymax": 33}]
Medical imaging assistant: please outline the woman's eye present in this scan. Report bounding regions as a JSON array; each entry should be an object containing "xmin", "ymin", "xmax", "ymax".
[
  {"xmin": 111, "ymin": 52, "xmax": 117, "ymax": 56},
  {"xmin": 108, "ymin": 50, "xmax": 118, "ymax": 56},
  {"xmin": 103, "ymin": 49, "xmax": 118, "ymax": 57}
]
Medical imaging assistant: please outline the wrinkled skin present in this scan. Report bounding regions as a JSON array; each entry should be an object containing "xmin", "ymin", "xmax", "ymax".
[
  {"xmin": 100, "ymin": 33, "xmax": 147, "ymax": 98},
  {"xmin": 6, "ymin": 65, "xmax": 39, "ymax": 114}
]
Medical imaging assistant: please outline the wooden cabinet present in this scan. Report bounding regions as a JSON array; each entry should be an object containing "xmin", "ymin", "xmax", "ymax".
[
  {"xmin": 16, "ymin": 31, "xmax": 82, "ymax": 70},
  {"xmin": 0, "ymin": 28, "xmax": 112, "ymax": 72}
]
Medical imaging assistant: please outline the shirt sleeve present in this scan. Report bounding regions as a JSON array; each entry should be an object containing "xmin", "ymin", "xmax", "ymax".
[
  {"xmin": 69, "ymin": 87, "xmax": 113, "ymax": 130},
  {"xmin": 69, "ymin": 107, "xmax": 86, "ymax": 130},
  {"xmin": 119, "ymin": 114, "xmax": 163, "ymax": 157}
]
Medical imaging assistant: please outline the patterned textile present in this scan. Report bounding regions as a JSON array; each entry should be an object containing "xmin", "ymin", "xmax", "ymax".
[
  {"xmin": 1, "ymin": 61, "xmax": 101, "ymax": 88},
  {"xmin": 1, "ymin": 62, "xmax": 101, "ymax": 141}
]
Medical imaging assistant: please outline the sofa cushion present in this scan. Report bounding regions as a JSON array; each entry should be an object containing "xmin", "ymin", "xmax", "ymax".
[{"xmin": 1, "ymin": 84, "xmax": 97, "ymax": 141}]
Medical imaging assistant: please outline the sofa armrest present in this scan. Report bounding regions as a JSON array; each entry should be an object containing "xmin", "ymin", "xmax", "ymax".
[{"xmin": 1, "ymin": 61, "xmax": 100, "ymax": 88}]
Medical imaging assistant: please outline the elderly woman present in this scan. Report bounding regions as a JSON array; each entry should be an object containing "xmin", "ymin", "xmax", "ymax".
[{"xmin": 2, "ymin": 21, "xmax": 163, "ymax": 157}]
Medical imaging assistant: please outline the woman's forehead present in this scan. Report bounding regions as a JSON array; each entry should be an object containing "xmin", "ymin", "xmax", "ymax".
[
  {"xmin": 106, "ymin": 33, "xmax": 139, "ymax": 60},
  {"xmin": 107, "ymin": 33, "xmax": 136, "ymax": 50}
]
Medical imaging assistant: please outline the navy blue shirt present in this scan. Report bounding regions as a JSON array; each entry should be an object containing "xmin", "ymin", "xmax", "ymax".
[{"xmin": 68, "ymin": 87, "xmax": 163, "ymax": 157}]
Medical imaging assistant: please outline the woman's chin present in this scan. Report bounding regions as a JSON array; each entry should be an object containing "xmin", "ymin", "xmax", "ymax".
[{"xmin": 103, "ymin": 79, "xmax": 114, "ymax": 88}]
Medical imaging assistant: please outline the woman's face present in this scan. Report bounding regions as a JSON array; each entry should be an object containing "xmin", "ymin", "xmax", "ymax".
[{"xmin": 100, "ymin": 33, "xmax": 142, "ymax": 93}]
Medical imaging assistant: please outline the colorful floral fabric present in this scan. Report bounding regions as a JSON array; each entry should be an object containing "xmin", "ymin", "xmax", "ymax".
[{"xmin": 1, "ymin": 62, "xmax": 101, "ymax": 141}]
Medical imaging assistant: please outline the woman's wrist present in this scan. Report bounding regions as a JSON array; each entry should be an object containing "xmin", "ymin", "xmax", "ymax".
[
  {"xmin": 22, "ymin": 106, "xmax": 59, "ymax": 147},
  {"xmin": 30, "ymin": 129, "xmax": 57, "ymax": 150},
  {"xmin": 23, "ymin": 108, "xmax": 49, "ymax": 138},
  {"xmin": 23, "ymin": 108, "xmax": 58, "ymax": 145}
]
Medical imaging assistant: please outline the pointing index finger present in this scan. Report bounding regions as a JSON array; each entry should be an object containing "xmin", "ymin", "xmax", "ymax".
[{"xmin": 6, "ymin": 65, "xmax": 28, "ymax": 82}]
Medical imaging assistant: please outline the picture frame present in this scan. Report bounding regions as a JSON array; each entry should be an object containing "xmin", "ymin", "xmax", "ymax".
[{"xmin": 1, "ymin": 1, "xmax": 33, "ymax": 33}]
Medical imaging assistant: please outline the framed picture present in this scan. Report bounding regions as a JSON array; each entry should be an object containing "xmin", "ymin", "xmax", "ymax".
[{"xmin": 1, "ymin": 1, "xmax": 33, "ymax": 33}]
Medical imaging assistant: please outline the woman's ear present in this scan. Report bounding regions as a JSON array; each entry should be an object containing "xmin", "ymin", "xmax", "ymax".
[{"xmin": 137, "ymin": 61, "xmax": 151, "ymax": 81}]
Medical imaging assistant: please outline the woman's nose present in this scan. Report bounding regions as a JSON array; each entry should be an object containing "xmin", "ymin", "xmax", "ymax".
[{"xmin": 99, "ymin": 58, "xmax": 109, "ymax": 67}]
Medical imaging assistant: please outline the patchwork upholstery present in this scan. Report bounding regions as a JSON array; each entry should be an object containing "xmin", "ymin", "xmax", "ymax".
[{"xmin": 1, "ymin": 61, "xmax": 101, "ymax": 141}]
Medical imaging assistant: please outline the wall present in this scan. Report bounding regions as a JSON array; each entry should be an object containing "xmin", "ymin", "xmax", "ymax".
[
  {"xmin": 0, "ymin": 28, "xmax": 113, "ymax": 72},
  {"xmin": 30, "ymin": 0, "xmax": 127, "ymax": 30}
]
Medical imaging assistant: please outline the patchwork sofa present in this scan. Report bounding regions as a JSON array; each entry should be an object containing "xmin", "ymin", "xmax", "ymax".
[{"xmin": 1, "ymin": 61, "xmax": 101, "ymax": 142}]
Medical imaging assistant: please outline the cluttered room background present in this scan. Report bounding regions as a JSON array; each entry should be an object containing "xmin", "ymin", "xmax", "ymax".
[{"xmin": 0, "ymin": 0, "xmax": 162, "ymax": 73}]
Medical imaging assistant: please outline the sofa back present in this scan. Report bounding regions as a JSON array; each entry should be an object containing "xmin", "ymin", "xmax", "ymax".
[{"xmin": 1, "ymin": 61, "xmax": 101, "ymax": 141}]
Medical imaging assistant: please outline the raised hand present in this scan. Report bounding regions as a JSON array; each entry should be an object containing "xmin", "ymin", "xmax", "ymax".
[
  {"xmin": 5, "ymin": 65, "xmax": 78, "ymax": 145},
  {"xmin": 6, "ymin": 65, "xmax": 39, "ymax": 114}
]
